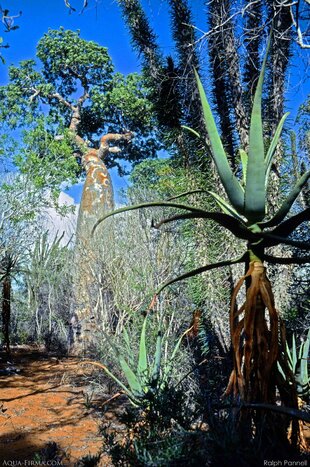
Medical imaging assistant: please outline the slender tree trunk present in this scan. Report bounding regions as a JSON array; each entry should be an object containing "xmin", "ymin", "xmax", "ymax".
[{"xmin": 2, "ymin": 275, "xmax": 11, "ymax": 356}]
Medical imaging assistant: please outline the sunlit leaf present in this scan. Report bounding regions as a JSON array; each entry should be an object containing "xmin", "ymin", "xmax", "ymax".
[{"xmin": 194, "ymin": 69, "xmax": 245, "ymax": 214}]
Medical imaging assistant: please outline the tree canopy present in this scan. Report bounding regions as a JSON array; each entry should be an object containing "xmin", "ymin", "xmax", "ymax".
[{"xmin": 0, "ymin": 28, "xmax": 158, "ymax": 186}]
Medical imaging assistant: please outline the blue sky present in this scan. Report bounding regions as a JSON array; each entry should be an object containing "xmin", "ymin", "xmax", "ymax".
[
  {"xmin": 0, "ymin": 0, "xmax": 176, "ymax": 203},
  {"xmin": 0, "ymin": 1, "xmax": 309, "ymax": 203}
]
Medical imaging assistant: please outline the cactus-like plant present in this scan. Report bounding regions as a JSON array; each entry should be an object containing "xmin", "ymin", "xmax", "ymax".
[
  {"xmin": 93, "ymin": 37, "xmax": 309, "ymax": 407},
  {"xmin": 85, "ymin": 317, "xmax": 191, "ymax": 407},
  {"xmin": 279, "ymin": 329, "xmax": 310, "ymax": 398}
]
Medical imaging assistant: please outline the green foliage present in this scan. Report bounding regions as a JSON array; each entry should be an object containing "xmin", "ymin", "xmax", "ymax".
[
  {"xmin": 129, "ymin": 159, "xmax": 201, "ymax": 198},
  {"xmin": 279, "ymin": 329, "xmax": 310, "ymax": 398},
  {"xmin": 194, "ymin": 57, "xmax": 309, "ymax": 230},
  {"xmin": 103, "ymin": 392, "xmax": 201, "ymax": 467},
  {"xmin": 99, "ymin": 316, "xmax": 190, "ymax": 407},
  {"xmin": 0, "ymin": 27, "xmax": 159, "ymax": 176},
  {"xmin": 25, "ymin": 231, "xmax": 73, "ymax": 345},
  {"xmin": 36, "ymin": 28, "xmax": 113, "ymax": 91},
  {"xmin": 14, "ymin": 118, "xmax": 80, "ymax": 196}
]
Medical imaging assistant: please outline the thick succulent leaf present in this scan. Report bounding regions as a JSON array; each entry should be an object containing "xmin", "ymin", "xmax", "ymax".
[
  {"xmin": 260, "ymin": 232, "xmax": 310, "ymax": 250},
  {"xmin": 137, "ymin": 317, "xmax": 148, "ymax": 381},
  {"xmin": 208, "ymin": 191, "xmax": 244, "ymax": 221},
  {"xmin": 263, "ymin": 254, "xmax": 310, "ymax": 264},
  {"xmin": 245, "ymin": 36, "xmax": 271, "ymax": 222},
  {"xmin": 85, "ymin": 362, "xmax": 138, "ymax": 403},
  {"xmin": 152, "ymin": 329, "xmax": 162, "ymax": 382},
  {"xmin": 286, "ymin": 342, "xmax": 293, "ymax": 368},
  {"xmin": 152, "ymin": 211, "xmax": 250, "ymax": 240},
  {"xmin": 119, "ymin": 356, "xmax": 143, "ymax": 396},
  {"xmin": 92, "ymin": 200, "xmax": 212, "ymax": 234},
  {"xmin": 265, "ymin": 112, "xmax": 290, "ymax": 187},
  {"xmin": 260, "ymin": 172, "xmax": 310, "ymax": 228},
  {"xmin": 167, "ymin": 190, "xmax": 208, "ymax": 201},
  {"xmin": 299, "ymin": 328, "xmax": 310, "ymax": 387},
  {"xmin": 122, "ymin": 327, "xmax": 135, "ymax": 367},
  {"xmin": 194, "ymin": 69, "xmax": 245, "ymax": 213},
  {"xmin": 182, "ymin": 125, "xmax": 201, "ymax": 138},
  {"xmin": 239, "ymin": 149, "xmax": 248, "ymax": 185},
  {"xmin": 292, "ymin": 334, "xmax": 297, "ymax": 373},
  {"xmin": 170, "ymin": 327, "xmax": 192, "ymax": 362},
  {"xmin": 270, "ymin": 208, "xmax": 310, "ymax": 239},
  {"xmin": 157, "ymin": 254, "xmax": 247, "ymax": 294}
]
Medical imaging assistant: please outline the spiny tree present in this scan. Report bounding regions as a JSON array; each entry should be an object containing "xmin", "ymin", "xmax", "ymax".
[
  {"xmin": 115, "ymin": 1, "xmax": 308, "ymax": 187},
  {"xmin": 116, "ymin": 0, "xmax": 209, "ymax": 169},
  {"xmin": 115, "ymin": 0, "xmax": 309, "ymax": 344}
]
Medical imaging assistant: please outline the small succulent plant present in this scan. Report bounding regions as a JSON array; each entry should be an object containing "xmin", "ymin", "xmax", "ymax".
[
  {"xmin": 86, "ymin": 317, "xmax": 190, "ymax": 407},
  {"xmin": 279, "ymin": 328, "xmax": 310, "ymax": 399}
]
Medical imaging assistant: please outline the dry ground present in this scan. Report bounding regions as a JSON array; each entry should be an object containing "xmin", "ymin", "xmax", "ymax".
[{"xmin": 0, "ymin": 346, "xmax": 123, "ymax": 466}]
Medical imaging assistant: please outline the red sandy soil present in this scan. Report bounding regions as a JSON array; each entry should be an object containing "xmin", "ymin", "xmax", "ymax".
[
  {"xmin": 0, "ymin": 346, "xmax": 122, "ymax": 466},
  {"xmin": 0, "ymin": 347, "xmax": 308, "ymax": 466}
]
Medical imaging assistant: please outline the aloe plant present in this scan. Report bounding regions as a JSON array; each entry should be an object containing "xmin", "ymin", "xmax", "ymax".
[
  {"xmin": 279, "ymin": 329, "xmax": 310, "ymax": 398},
  {"xmin": 93, "ymin": 38, "xmax": 309, "ymax": 408},
  {"xmin": 91, "ymin": 317, "xmax": 190, "ymax": 407}
]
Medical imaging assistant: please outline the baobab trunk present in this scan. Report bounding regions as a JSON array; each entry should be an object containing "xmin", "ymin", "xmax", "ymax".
[{"xmin": 68, "ymin": 133, "xmax": 132, "ymax": 355}]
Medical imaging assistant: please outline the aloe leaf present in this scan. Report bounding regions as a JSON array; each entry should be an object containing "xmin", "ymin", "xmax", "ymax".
[
  {"xmin": 292, "ymin": 334, "xmax": 297, "ymax": 373},
  {"xmin": 153, "ymin": 211, "xmax": 249, "ymax": 240},
  {"xmin": 92, "ymin": 200, "xmax": 212, "ymax": 234},
  {"xmin": 269, "ymin": 208, "xmax": 310, "ymax": 239},
  {"xmin": 263, "ymin": 254, "xmax": 310, "ymax": 265},
  {"xmin": 286, "ymin": 341, "xmax": 293, "ymax": 369},
  {"xmin": 277, "ymin": 362, "xmax": 286, "ymax": 380},
  {"xmin": 239, "ymin": 149, "xmax": 248, "ymax": 185},
  {"xmin": 194, "ymin": 69, "xmax": 244, "ymax": 213},
  {"xmin": 298, "ymin": 340, "xmax": 303, "ymax": 361},
  {"xmin": 119, "ymin": 356, "xmax": 143, "ymax": 396},
  {"xmin": 100, "ymin": 328, "xmax": 142, "ymax": 399},
  {"xmin": 95, "ymin": 362, "xmax": 137, "ymax": 403},
  {"xmin": 137, "ymin": 317, "xmax": 148, "ymax": 382},
  {"xmin": 245, "ymin": 36, "xmax": 271, "ymax": 222},
  {"xmin": 182, "ymin": 125, "xmax": 201, "ymax": 138},
  {"xmin": 265, "ymin": 112, "xmax": 290, "ymax": 187},
  {"xmin": 167, "ymin": 190, "xmax": 209, "ymax": 201},
  {"xmin": 157, "ymin": 254, "xmax": 247, "ymax": 294},
  {"xmin": 152, "ymin": 329, "xmax": 162, "ymax": 382},
  {"xmin": 260, "ymin": 171, "xmax": 310, "ymax": 228},
  {"xmin": 122, "ymin": 327, "xmax": 134, "ymax": 367},
  {"xmin": 299, "ymin": 328, "xmax": 310, "ymax": 386},
  {"xmin": 208, "ymin": 191, "xmax": 244, "ymax": 221},
  {"xmin": 260, "ymin": 233, "xmax": 310, "ymax": 250}
]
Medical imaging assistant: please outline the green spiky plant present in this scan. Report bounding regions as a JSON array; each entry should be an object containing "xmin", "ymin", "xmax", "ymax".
[
  {"xmin": 85, "ymin": 316, "xmax": 191, "ymax": 408},
  {"xmin": 279, "ymin": 328, "xmax": 310, "ymax": 399},
  {"xmin": 93, "ymin": 37, "xmax": 309, "ymax": 442}
]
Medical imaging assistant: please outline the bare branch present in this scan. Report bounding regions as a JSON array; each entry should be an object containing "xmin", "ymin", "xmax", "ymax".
[{"xmin": 98, "ymin": 132, "xmax": 133, "ymax": 159}]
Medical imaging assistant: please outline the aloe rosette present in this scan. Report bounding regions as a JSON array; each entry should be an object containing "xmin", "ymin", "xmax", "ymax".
[
  {"xmin": 86, "ymin": 317, "xmax": 191, "ymax": 407},
  {"xmin": 93, "ymin": 38, "xmax": 309, "ymax": 405},
  {"xmin": 278, "ymin": 328, "xmax": 310, "ymax": 398}
]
